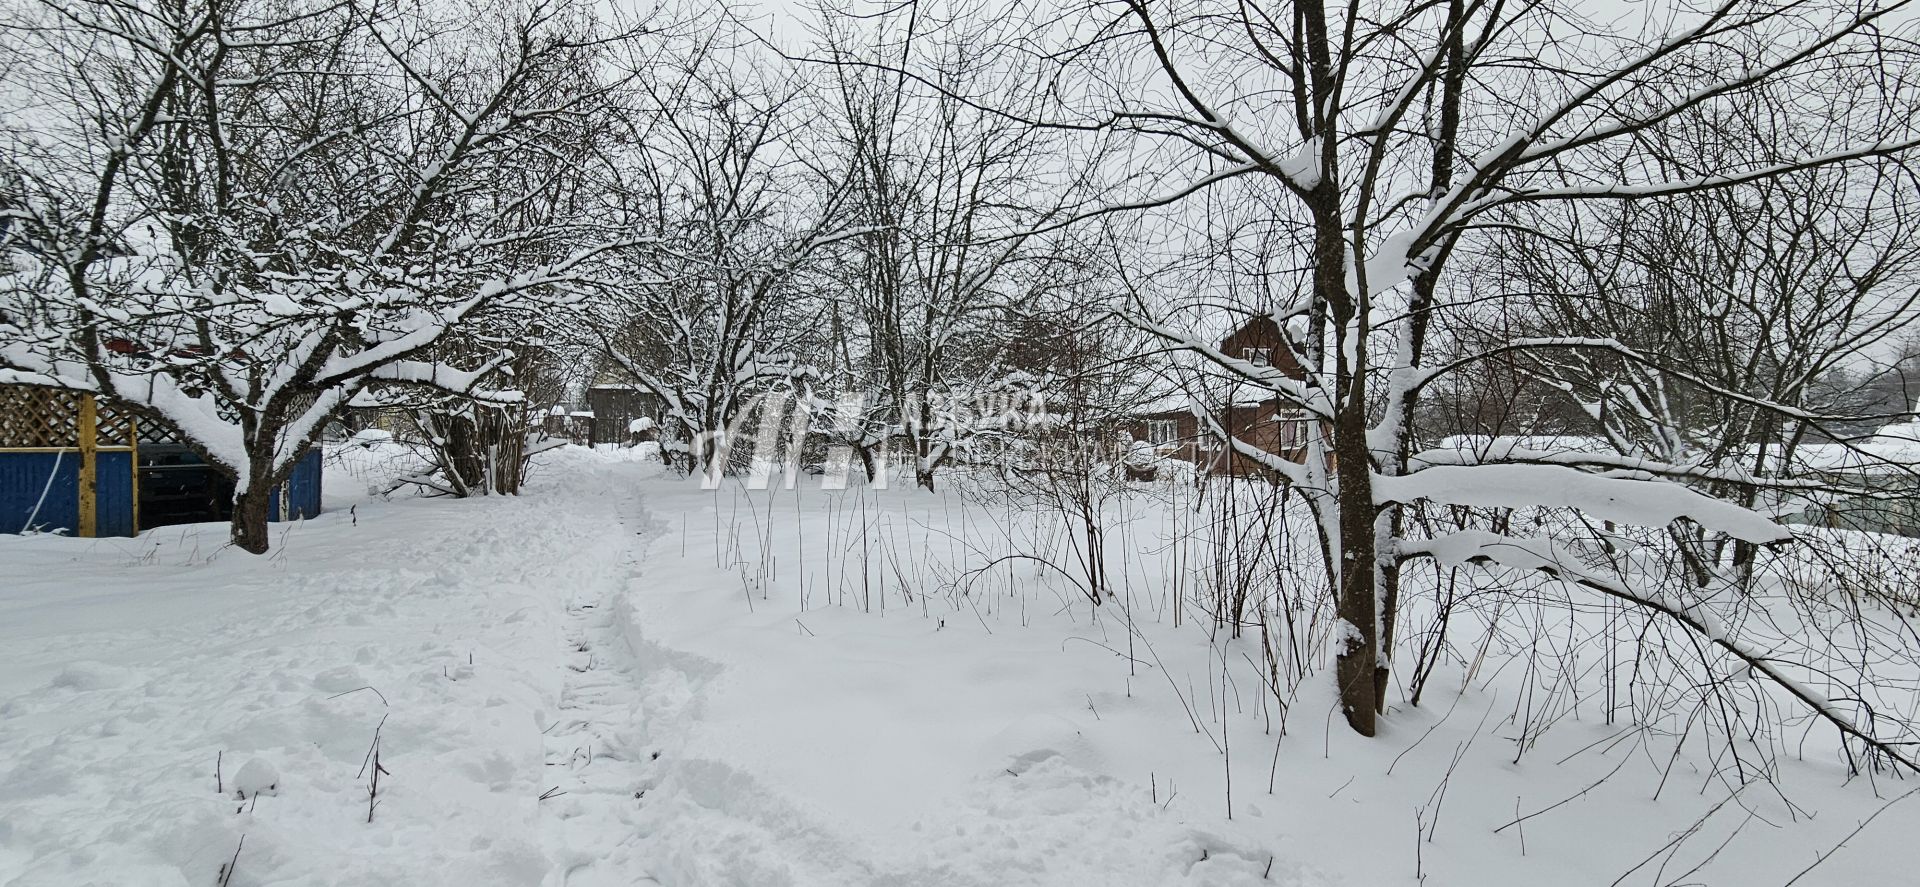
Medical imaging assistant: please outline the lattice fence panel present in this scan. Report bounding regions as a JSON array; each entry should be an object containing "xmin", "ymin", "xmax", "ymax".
[
  {"xmin": 96, "ymin": 406, "xmax": 137, "ymax": 448},
  {"xmin": 133, "ymin": 418, "xmax": 173, "ymax": 445},
  {"xmin": 0, "ymin": 386, "xmax": 142, "ymax": 448},
  {"xmin": 0, "ymin": 386, "xmax": 80, "ymax": 448}
]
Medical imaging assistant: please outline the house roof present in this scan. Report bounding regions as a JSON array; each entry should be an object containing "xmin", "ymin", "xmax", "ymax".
[{"xmin": 1218, "ymin": 314, "xmax": 1309, "ymax": 381}]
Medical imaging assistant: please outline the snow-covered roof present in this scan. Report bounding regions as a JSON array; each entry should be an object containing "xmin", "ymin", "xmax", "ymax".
[
  {"xmin": 1419, "ymin": 431, "xmax": 1920, "ymax": 478},
  {"xmin": 1871, "ymin": 419, "xmax": 1920, "ymax": 448},
  {"xmin": 1794, "ymin": 421, "xmax": 1920, "ymax": 474},
  {"xmin": 1135, "ymin": 382, "xmax": 1279, "ymax": 415},
  {"xmin": 1428, "ymin": 435, "xmax": 1615, "ymax": 456}
]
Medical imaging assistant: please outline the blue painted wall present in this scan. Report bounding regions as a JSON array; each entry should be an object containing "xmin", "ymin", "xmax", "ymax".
[
  {"xmin": 96, "ymin": 451, "xmax": 135, "ymax": 536},
  {"xmin": 0, "ymin": 450, "xmax": 135, "ymax": 536},
  {"xmin": 271, "ymin": 450, "xmax": 324, "ymax": 521},
  {"xmin": 0, "ymin": 451, "xmax": 83, "ymax": 535},
  {"xmin": 1, "ymin": 447, "xmax": 319, "ymax": 537}
]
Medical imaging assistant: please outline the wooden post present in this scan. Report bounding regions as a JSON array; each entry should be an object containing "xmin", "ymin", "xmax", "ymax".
[
  {"xmin": 129, "ymin": 416, "xmax": 140, "ymax": 535},
  {"xmin": 77, "ymin": 393, "xmax": 97, "ymax": 538}
]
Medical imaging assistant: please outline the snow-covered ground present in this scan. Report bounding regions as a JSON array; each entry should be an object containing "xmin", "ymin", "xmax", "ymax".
[{"xmin": 2, "ymin": 445, "xmax": 1916, "ymax": 886}]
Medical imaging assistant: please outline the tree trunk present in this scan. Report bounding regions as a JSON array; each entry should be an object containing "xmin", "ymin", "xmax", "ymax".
[
  {"xmin": 440, "ymin": 412, "xmax": 484, "ymax": 495},
  {"xmin": 1374, "ymin": 1, "xmax": 1463, "ymax": 712},
  {"xmin": 1309, "ymin": 182, "xmax": 1379, "ymax": 736},
  {"xmin": 699, "ymin": 421, "xmax": 724, "ymax": 477},
  {"xmin": 1333, "ymin": 409, "xmax": 1380, "ymax": 737},
  {"xmin": 230, "ymin": 477, "xmax": 275, "ymax": 555},
  {"xmin": 491, "ymin": 418, "xmax": 526, "ymax": 495},
  {"xmin": 913, "ymin": 394, "xmax": 937, "ymax": 491}
]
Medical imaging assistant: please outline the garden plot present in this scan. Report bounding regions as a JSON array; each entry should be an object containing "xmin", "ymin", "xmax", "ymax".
[{"xmin": 1, "ymin": 446, "xmax": 1916, "ymax": 886}]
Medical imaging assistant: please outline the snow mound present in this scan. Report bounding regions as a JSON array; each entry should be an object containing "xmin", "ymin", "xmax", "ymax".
[
  {"xmin": 347, "ymin": 428, "xmax": 394, "ymax": 448},
  {"xmin": 234, "ymin": 757, "xmax": 280, "ymax": 798},
  {"xmin": 311, "ymin": 665, "xmax": 369, "ymax": 693},
  {"xmin": 46, "ymin": 661, "xmax": 135, "ymax": 691}
]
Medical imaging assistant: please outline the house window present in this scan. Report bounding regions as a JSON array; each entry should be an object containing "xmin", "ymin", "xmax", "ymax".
[
  {"xmin": 1147, "ymin": 419, "xmax": 1178, "ymax": 446},
  {"xmin": 1243, "ymin": 347, "xmax": 1270, "ymax": 366},
  {"xmin": 1278, "ymin": 409, "xmax": 1309, "ymax": 448}
]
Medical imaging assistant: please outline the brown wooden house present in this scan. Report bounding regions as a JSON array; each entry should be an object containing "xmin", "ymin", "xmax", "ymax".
[{"xmin": 1130, "ymin": 316, "xmax": 1317, "ymax": 478}]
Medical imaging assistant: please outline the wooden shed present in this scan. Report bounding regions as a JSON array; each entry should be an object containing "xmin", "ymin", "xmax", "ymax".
[{"xmin": 585, "ymin": 385, "xmax": 666, "ymax": 446}]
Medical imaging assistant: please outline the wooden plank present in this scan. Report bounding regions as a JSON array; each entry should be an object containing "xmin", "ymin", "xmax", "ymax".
[{"xmin": 78, "ymin": 393, "xmax": 96, "ymax": 538}]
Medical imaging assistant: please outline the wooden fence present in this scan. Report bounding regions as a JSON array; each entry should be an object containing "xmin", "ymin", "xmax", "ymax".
[{"xmin": 0, "ymin": 386, "xmax": 140, "ymax": 537}]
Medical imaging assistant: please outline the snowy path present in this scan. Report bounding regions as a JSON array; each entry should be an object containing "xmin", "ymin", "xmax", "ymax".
[
  {"xmin": 588, "ymin": 482, "xmax": 1314, "ymax": 887},
  {"xmin": 532, "ymin": 476, "xmax": 909, "ymax": 886},
  {"xmin": 532, "ymin": 479, "xmax": 669, "ymax": 886}
]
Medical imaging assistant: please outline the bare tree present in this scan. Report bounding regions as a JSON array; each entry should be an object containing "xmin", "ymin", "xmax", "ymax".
[
  {"xmin": 810, "ymin": 5, "xmax": 1085, "ymax": 489},
  {"xmin": 860, "ymin": 0, "xmax": 1920, "ymax": 760},
  {"xmin": 1478, "ymin": 139, "xmax": 1920, "ymax": 583},
  {"xmin": 0, "ymin": 0, "xmax": 651, "ymax": 551},
  {"xmin": 587, "ymin": 36, "xmax": 861, "ymax": 476},
  {"xmin": 383, "ymin": 312, "xmax": 578, "ymax": 498}
]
